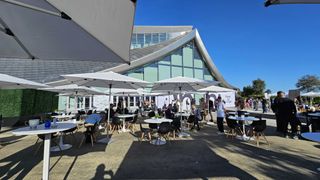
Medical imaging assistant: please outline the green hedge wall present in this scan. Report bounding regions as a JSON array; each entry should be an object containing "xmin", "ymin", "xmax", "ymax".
[{"xmin": 0, "ymin": 89, "xmax": 58, "ymax": 118}]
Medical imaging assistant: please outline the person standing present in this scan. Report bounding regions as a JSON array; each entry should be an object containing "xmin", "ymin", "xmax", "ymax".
[
  {"xmin": 271, "ymin": 92, "xmax": 281, "ymax": 132},
  {"xmin": 276, "ymin": 91, "xmax": 298, "ymax": 138},
  {"xmin": 262, "ymin": 98, "xmax": 267, "ymax": 113},
  {"xmin": 216, "ymin": 97, "xmax": 226, "ymax": 134}
]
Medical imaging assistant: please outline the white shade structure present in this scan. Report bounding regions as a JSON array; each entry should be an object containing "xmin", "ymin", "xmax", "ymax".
[
  {"xmin": 0, "ymin": 0, "xmax": 136, "ymax": 63},
  {"xmin": 0, "ymin": 73, "xmax": 48, "ymax": 89},
  {"xmin": 40, "ymin": 84, "xmax": 105, "ymax": 95},
  {"xmin": 301, "ymin": 91, "xmax": 320, "ymax": 97},
  {"xmin": 265, "ymin": 0, "xmax": 320, "ymax": 6},
  {"xmin": 198, "ymin": 85, "xmax": 236, "ymax": 93},
  {"xmin": 152, "ymin": 76, "xmax": 213, "ymax": 92},
  {"xmin": 61, "ymin": 71, "xmax": 150, "ymax": 143}
]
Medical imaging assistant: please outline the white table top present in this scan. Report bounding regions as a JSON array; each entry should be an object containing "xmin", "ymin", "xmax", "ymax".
[
  {"xmin": 301, "ymin": 132, "xmax": 320, "ymax": 142},
  {"xmin": 228, "ymin": 111, "xmax": 250, "ymax": 115},
  {"xmin": 52, "ymin": 115, "xmax": 75, "ymax": 119},
  {"xmin": 228, "ymin": 116, "xmax": 259, "ymax": 121},
  {"xmin": 12, "ymin": 122, "xmax": 76, "ymax": 136},
  {"xmin": 144, "ymin": 118, "xmax": 173, "ymax": 124},
  {"xmin": 117, "ymin": 114, "xmax": 135, "ymax": 118},
  {"xmin": 175, "ymin": 112, "xmax": 190, "ymax": 116},
  {"xmin": 308, "ymin": 113, "xmax": 320, "ymax": 117}
]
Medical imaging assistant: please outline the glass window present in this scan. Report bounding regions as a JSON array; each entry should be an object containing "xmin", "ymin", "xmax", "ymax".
[
  {"xmin": 131, "ymin": 33, "xmax": 137, "ymax": 44},
  {"xmin": 159, "ymin": 33, "xmax": 167, "ymax": 42},
  {"xmin": 171, "ymin": 49, "xmax": 182, "ymax": 66},
  {"xmin": 145, "ymin": 33, "xmax": 151, "ymax": 45},
  {"xmin": 136, "ymin": 97, "xmax": 140, "ymax": 106},
  {"xmin": 171, "ymin": 66, "xmax": 182, "ymax": 77},
  {"xmin": 183, "ymin": 68, "xmax": 193, "ymax": 78},
  {"xmin": 128, "ymin": 72, "xmax": 143, "ymax": 80},
  {"xmin": 194, "ymin": 59, "xmax": 203, "ymax": 68},
  {"xmin": 159, "ymin": 65, "xmax": 171, "ymax": 80},
  {"xmin": 130, "ymin": 97, "xmax": 134, "ymax": 106},
  {"xmin": 194, "ymin": 69, "xmax": 204, "ymax": 79},
  {"xmin": 144, "ymin": 63, "xmax": 158, "ymax": 82},
  {"xmin": 137, "ymin": 34, "xmax": 144, "ymax": 47},
  {"xmin": 152, "ymin": 33, "xmax": 159, "ymax": 44},
  {"xmin": 183, "ymin": 47, "xmax": 193, "ymax": 67},
  {"xmin": 158, "ymin": 55, "xmax": 171, "ymax": 65}
]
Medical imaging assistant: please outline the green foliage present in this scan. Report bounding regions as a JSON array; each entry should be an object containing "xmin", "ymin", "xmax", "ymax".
[
  {"xmin": 252, "ymin": 79, "xmax": 266, "ymax": 95},
  {"xmin": 296, "ymin": 75, "xmax": 320, "ymax": 92},
  {"xmin": 242, "ymin": 86, "xmax": 254, "ymax": 97},
  {"xmin": 0, "ymin": 89, "xmax": 58, "ymax": 118},
  {"xmin": 265, "ymin": 89, "xmax": 272, "ymax": 94}
]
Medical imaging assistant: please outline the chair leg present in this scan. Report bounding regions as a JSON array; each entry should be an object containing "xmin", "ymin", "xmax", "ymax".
[
  {"xmin": 140, "ymin": 132, "xmax": 144, "ymax": 141},
  {"xmin": 78, "ymin": 134, "xmax": 85, "ymax": 148},
  {"xmin": 262, "ymin": 133, "xmax": 270, "ymax": 146},
  {"xmin": 148, "ymin": 132, "xmax": 152, "ymax": 141},
  {"xmin": 90, "ymin": 134, "xmax": 94, "ymax": 147},
  {"xmin": 34, "ymin": 141, "xmax": 43, "ymax": 156},
  {"xmin": 256, "ymin": 133, "xmax": 260, "ymax": 147}
]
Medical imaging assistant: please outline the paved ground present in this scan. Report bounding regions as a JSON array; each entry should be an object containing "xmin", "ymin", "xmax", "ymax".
[{"xmin": 0, "ymin": 118, "xmax": 319, "ymax": 180}]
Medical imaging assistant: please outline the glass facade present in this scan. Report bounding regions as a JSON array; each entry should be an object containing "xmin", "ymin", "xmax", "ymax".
[
  {"xmin": 126, "ymin": 40, "xmax": 216, "ymax": 83},
  {"xmin": 131, "ymin": 32, "xmax": 184, "ymax": 49}
]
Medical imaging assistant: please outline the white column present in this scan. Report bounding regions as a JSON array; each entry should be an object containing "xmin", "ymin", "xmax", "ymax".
[
  {"xmin": 83, "ymin": 97, "xmax": 86, "ymax": 109},
  {"xmin": 66, "ymin": 96, "xmax": 70, "ymax": 113},
  {"xmin": 89, "ymin": 96, "xmax": 93, "ymax": 109},
  {"xmin": 42, "ymin": 134, "xmax": 51, "ymax": 180}
]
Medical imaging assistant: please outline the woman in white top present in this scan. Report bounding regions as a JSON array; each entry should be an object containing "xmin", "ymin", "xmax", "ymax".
[{"xmin": 216, "ymin": 97, "xmax": 225, "ymax": 134}]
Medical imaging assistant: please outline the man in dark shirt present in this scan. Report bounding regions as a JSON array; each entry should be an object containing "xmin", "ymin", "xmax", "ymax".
[{"xmin": 275, "ymin": 91, "xmax": 298, "ymax": 138}]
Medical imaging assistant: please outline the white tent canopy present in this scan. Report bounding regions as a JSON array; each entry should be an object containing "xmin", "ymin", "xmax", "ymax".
[
  {"xmin": 0, "ymin": 0, "xmax": 136, "ymax": 63},
  {"xmin": 198, "ymin": 85, "xmax": 235, "ymax": 93},
  {"xmin": 0, "ymin": 73, "xmax": 48, "ymax": 89},
  {"xmin": 301, "ymin": 91, "xmax": 320, "ymax": 97},
  {"xmin": 265, "ymin": 0, "xmax": 320, "ymax": 6}
]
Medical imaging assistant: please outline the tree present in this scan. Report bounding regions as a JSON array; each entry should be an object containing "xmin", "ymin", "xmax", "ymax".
[
  {"xmin": 252, "ymin": 78, "xmax": 266, "ymax": 96},
  {"xmin": 242, "ymin": 85, "xmax": 254, "ymax": 97},
  {"xmin": 296, "ymin": 75, "xmax": 320, "ymax": 92}
]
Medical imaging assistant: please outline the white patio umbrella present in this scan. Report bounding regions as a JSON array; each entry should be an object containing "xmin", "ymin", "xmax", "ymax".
[
  {"xmin": 0, "ymin": 73, "xmax": 48, "ymax": 89},
  {"xmin": 40, "ymin": 84, "xmax": 106, "ymax": 112},
  {"xmin": 265, "ymin": 0, "xmax": 320, "ymax": 7},
  {"xmin": 152, "ymin": 76, "xmax": 213, "ymax": 137},
  {"xmin": 62, "ymin": 71, "xmax": 150, "ymax": 143},
  {"xmin": 0, "ymin": 0, "xmax": 136, "ymax": 64},
  {"xmin": 301, "ymin": 91, "xmax": 320, "ymax": 97}
]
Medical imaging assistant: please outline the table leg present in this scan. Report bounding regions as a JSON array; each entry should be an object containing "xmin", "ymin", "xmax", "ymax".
[
  {"xmin": 43, "ymin": 134, "xmax": 51, "ymax": 180},
  {"xmin": 178, "ymin": 118, "xmax": 190, "ymax": 138}
]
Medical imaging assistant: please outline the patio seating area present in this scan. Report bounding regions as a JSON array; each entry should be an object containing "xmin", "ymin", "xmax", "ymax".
[{"xmin": 1, "ymin": 118, "xmax": 319, "ymax": 179}]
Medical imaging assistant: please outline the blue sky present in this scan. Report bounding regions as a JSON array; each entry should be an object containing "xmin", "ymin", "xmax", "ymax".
[{"xmin": 134, "ymin": 0, "xmax": 320, "ymax": 93}]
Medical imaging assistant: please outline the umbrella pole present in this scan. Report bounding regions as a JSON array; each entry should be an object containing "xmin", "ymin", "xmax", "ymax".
[
  {"xmin": 178, "ymin": 86, "xmax": 190, "ymax": 138},
  {"xmin": 98, "ymin": 84, "xmax": 112, "ymax": 144}
]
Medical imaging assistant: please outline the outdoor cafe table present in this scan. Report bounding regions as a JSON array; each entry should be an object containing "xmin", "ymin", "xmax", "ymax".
[
  {"xmin": 12, "ymin": 122, "xmax": 76, "ymax": 180},
  {"xmin": 144, "ymin": 118, "xmax": 173, "ymax": 145},
  {"xmin": 227, "ymin": 111, "xmax": 250, "ymax": 116},
  {"xmin": 175, "ymin": 112, "xmax": 191, "ymax": 137},
  {"xmin": 308, "ymin": 113, "xmax": 320, "ymax": 118},
  {"xmin": 228, "ymin": 116, "xmax": 259, "ymax": 141},
  {"xmin": 301, "ymin": 132, "xmax": 320, "ymax": 172},
  {"xmin": 116, "ymin": 114, "xmax": 135, "ymax": 132}
]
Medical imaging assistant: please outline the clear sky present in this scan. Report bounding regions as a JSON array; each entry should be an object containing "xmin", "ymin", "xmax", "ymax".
[{"xmin": 134, "ymin": 0, "xmax": 320, "ymax": 93}]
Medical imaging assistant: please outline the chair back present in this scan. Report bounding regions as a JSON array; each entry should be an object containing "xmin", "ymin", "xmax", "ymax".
[
  {"xmin": 149, "ymin": 123, "xmax": 158, "ymax": 129},
  {"xmin": 226, "ymin": 117, "xmax": 236, "ymax": 129},
  {"xmin": 171, "ymin": 117, "xmax": 181, "ymax": 129},
  {"xmin": 158, "ymin": 122, "xmax": 171, "ymax": 134},
  {"xmin": 148, "ymin": 111, "xmax": 155, "ymax": 118},
  {"xmin": 253, "ymin": 120, "xmax": 267, "ymax": 132},
  {"xmin": 112, "ymin": 117, "xmax": 121, "ymax": 125},
  {"xmin": 132, "ymin": 115, "xmax": 138, "ymax": 124}
]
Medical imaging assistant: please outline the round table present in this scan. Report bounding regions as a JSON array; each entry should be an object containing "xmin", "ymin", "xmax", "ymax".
[
  {"xmin": 228, "ymin": 116, "xmax": 259, "ymax": 141},
  {"xmin": 308, "ymin": 113, "xmax": 320, "ymax": 118},
  {"xmin": 12, "ymin": 122, "xmax": 76, "ymax": 180},
  {"xmin": 301, "ymin": 132, "xmax": 320, "ymax": 172},
  {"xmin": 175, "ymin": 112, "xmax": 190, "ymax": 117},
  {"xmin": 144, "ymin": 118, "xmax": 173, "ymax": 145},
  {"xmin": 116, "ymin": 114, "xmax": 135, "ymax": 132},
  {"xmin": 227, "ymin": 111, "xmax": 250, "ymax": 116}
]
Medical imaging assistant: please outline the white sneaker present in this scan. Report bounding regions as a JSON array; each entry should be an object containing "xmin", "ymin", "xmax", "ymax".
[{"xmin": 217, "ymin": 131, "xmax": 225, "ymax": 135}]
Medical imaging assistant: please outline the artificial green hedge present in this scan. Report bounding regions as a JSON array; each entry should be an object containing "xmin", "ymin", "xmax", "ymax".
[{"xmin": 0, "ymin": 89, "xmax": 58, "ymax": 118}]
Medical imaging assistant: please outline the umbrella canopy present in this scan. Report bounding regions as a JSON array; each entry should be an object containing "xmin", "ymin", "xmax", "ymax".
[
  {"xmin": 265, "ymin": 0, "xmax": 320, "ymax": 6},
  {"xmin": 40, "ymin": 84, "xmax": 106, "ymax": 95},
  {"xmin": 0, "ymin": 73, "xmax": 48, "ymax": 89},
  {"xmin": 152, "ymin": 76, "xmax": 214, "ymax": 92},
  {"xmin": 0, "ymin": 0, "xmax": 136, "ymax": 63},
  {"xmin": 301, "ymin": 91, "xmax": 320, "ymax": 97},
  {"xmin": 62, "ymin": 71, "xmax": 150, "ymax": 89},
  {"xmin": 198, "ymin": 85, "xmax": 236, "ymax": 93}
]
